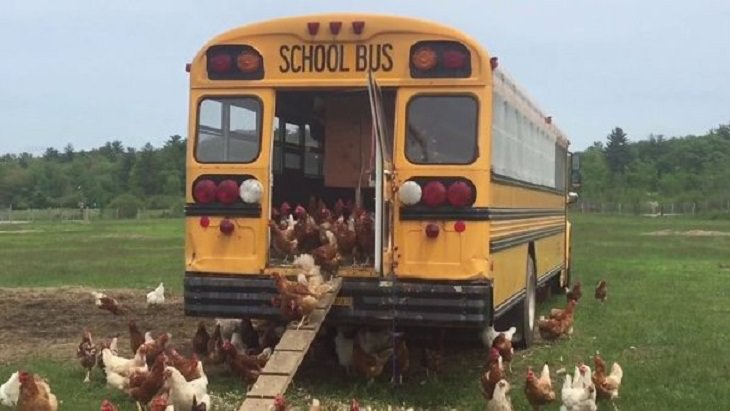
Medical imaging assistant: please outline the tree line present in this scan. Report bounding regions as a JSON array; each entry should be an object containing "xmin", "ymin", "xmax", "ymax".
[
  {"xmin": 0, "ymin": 136, "xmax": 185, "ymax": 217},
  {"xmin": 577, "ymin": 124, "xmax": 730, "ymax": 211},
  {"xmin": 2, "ymin": 123, "xmax": 729, "ymax": 216}
]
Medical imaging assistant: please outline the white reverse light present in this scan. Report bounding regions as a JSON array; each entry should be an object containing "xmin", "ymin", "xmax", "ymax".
[
  {"xmin": 239, "ymin": 178, "xmax": 263, "ymax": 203},
  {"xmin": 399, "ymin": 180, "xmax": 422, "ymax": 206}
]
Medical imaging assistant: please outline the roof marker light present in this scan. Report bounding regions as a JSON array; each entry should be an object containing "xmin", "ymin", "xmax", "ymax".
[
  {"xmin": 352, "ymin": 21, "xmax": 365, "ymax": 35},
  {"xmin": 329, "ymin": 21, "xmax": 342, "ymax": 35},
  {"xmin": 307, "ymin": 22, "xmax": 320, "ymax": 36}
]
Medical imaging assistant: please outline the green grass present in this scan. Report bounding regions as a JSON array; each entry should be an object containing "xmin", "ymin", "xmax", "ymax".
[
  {"xmin": 2, "ymin": 215, "xmax": 730, "ymax": 409},
  {"xmin": 0, "ymin": 219, "xmax": 183, "ymax": 289}
]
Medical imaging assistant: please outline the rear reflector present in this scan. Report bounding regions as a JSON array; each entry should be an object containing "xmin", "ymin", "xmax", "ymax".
[
  {"xmin": 219, "ymin": 219, "xmax": 235, "ymax": 235},
  {"xmin": 425, "ymin": 223, "xmax": 440, "ymax": 238}
]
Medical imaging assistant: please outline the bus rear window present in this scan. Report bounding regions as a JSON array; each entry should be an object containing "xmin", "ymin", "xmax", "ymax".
[
  {"xmin": 195, "ymin": 97, "xmax": 262, "ymax": 163},
  {"xmin": 405, "ymin": 95, "xmax": 478, "ymax": 164}
]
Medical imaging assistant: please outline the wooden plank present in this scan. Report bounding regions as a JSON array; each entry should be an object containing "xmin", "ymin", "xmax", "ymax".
[
  {"xmin": 239, "ymin": 397, "xmax": 274, "ymax": 411},
  {"xmin": 241, "ymin": 277, "xmax": 343, "ymax": 409},
  {"xmin": 262, "ymin": 350, "xmax": 304, "ymax": 375},
  {"xmin": 275, "ymin": 329, "xmax": 316, "ymax": 351},
  {"xmin": 246, "ymin": 375, "xmax": 290, "ymax": 398}
]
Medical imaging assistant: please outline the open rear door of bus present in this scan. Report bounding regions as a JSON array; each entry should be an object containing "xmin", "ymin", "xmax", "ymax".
[{"xmin": 366, "ymin": 71, "xmax": 394, "ymax": 277}]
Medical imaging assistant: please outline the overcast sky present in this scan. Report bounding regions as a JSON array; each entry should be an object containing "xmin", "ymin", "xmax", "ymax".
[{"xmin": 1, "ymin": 0, "xmax": 728, "ymax": 155}]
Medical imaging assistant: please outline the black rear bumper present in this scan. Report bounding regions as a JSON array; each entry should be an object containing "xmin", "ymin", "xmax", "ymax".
[{"xmin": 184, "ymin": 272, "xmax": 493, "ymax": 328}]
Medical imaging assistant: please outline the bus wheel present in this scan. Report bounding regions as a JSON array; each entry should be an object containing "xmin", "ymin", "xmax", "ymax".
[{"xmin": 517, "ymin": 253, "xmax": 537, "ymax": 348}]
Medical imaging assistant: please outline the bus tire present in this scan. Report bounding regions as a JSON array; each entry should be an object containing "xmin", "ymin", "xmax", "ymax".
[{"xmin": 517, "ymin": 253, "xmax": 537, "ymax": 348}]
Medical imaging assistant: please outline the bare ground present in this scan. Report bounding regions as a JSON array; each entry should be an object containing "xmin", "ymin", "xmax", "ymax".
[{"xmin": 0, "ymin": 287, "xmax": 204, "ymax": 363}]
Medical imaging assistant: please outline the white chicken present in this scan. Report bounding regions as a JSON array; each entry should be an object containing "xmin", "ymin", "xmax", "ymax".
[
  {"xmin": 102, "ymin": 345, "xmax": 148, "ymax": 377},
  {"xmin": 0, "ymin": 371, "xmax": 20, "ymax": 407},
  {"xmin": 105, "ymin": 369, "xmax": 128, "ymax": 391},
  {"xmin": 486, "ymin": 379, "xmax": 513, "ymax": 411},
  {"xmin": 480, "ymin": 325, "xmax": 517, "ymax": 347},
  {"xmin": 215, "ymin": 318, "xmax": 242, "ymax": 340},
  {"xmin": 560, "ymin": 372, "xmax": 597, "ymax": 411},
  {"xmin": 163, "ymin": 366, "xmax": 209, "ymax": 410},
  {"xmin": 146, "ymin": 282, "xmax": 165, "ymax": 306}
]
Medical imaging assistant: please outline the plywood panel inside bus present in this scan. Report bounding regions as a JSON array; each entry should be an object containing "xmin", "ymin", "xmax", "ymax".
[
  {"xmin": 323, "ymin": 94, "xmax": 372, "ymax": 188},
  {"xmin": 323, "ymin": 92, "xmax": 395, "ymax": 188}
]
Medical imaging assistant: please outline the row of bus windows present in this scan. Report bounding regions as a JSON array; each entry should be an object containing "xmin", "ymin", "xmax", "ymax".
[
  {"xmin": 491, "ymin": 92, "xmax": 567, "ymax": 190},
  {"xmin": 195, "ymin": 95, "xmax": 479, "ymax": 166}
]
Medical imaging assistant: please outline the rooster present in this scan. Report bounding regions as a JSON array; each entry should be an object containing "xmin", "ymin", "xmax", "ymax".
[
  {"xmin": 486, "ymin": 379, "xmax": 513, "ymax": 411},
  {"xmin": 146, "ymin": 282, "xmax": 165, "ymax": 306},
  {"xmin": 16, "ymin": 371, "xmax": 58, "ymax": 411},
  {"xmin": 77, "ymin": 330, "xmax": 97, "ymax": 383},
  {"xmin": 594, "ymin": 280, "xmax": 608, "ymax": 302},
  {"xmin": 524, "ymin": 364, "xmax": 555, "ymax": 410},
  {"xmin": 592, "ymin": 353, "xmax": 623, "ymax": 400},
  {"xmin": 0, "ymin": 371, "xmax": 20, "ymax": 407},
  {"xmin": 91, "ymin": 291, "xmax": 125, "ymax": 315}
]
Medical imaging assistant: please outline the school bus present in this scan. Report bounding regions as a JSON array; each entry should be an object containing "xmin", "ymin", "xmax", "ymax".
[{"xmin": 183, "ymin": 13, "xmax": 578, "ymax": 346}]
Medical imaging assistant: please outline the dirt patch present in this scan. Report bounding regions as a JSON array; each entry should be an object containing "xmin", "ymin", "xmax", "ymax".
[
  {"xmin": 0, "ymin": 287, "xmax": 207, "ymax": 363},
  {"xmin": 0, "ymin": 229, "xmax": 41, "ymax": 234},
  {"xmin": 643, "ymin": 229, "xmax": 730, "ymax": 237}
]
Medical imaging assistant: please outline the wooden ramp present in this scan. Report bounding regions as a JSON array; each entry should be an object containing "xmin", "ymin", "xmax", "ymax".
[{"xmin": 239, "ymin": 277, "xmax": 342, "ymax": 411}]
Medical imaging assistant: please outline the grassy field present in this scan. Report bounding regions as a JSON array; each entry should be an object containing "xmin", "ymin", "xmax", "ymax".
[{"xmin": 1, "ymin": 214, "xmax": 730, "ymax": 410}]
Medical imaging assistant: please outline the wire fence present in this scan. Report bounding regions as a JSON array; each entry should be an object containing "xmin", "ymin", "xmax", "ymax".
[
  {"xmin": 0, "ymin": 208, "xmax": 182, "ymax": 222},
  {"xmin": 574, "ymin": 199, "xmax": 730, "ymax": 216}
]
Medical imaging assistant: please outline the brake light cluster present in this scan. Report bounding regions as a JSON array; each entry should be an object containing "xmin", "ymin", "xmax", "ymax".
[
  {"xmin": 409, "ymin": 41, "xmax": 471, "ymax": 78},
  {"xmin": 193, "ymin": 176, "xmax": 263, "ymax": 205},
  {"xmin": 399, "ymin": 178, "xmax": 476, "ymax": 208},
  {"xmin": 192, "ymin": 176, "xmax": 263, "ymax": 236},
  {"xmin": 206, "ymin": 45, "xmax": 264, "ymax": 80}
]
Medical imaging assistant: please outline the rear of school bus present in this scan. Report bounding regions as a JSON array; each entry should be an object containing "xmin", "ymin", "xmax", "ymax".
[{"xmin": 184, "ymin": 13, "xmax": 503, "ymax": 330}]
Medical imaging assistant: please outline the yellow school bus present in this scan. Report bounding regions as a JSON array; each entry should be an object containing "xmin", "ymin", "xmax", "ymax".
[{"xmin": 183, "ymin": 13, "xmax": 577, "ymax": 346}]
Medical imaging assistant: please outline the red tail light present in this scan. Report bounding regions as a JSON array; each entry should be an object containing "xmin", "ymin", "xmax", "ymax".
[
  {"xmin": 411, "ymin": 47, "xmax": 438, "ymax": 71},
  {"xmin": 447, "ymin": 181, "xmax": 474, "ymax": 207},
  {"xmin": 216, "ymin": 179, "xmax": 239, "ymax": 204},
  {"xmin": 219, "ymin": 218, "xmax": 235, "ymax": 235},
  {"xmin": 425, "ymin": 223, "xmax": 440, "ymax": 238},
  {"xmin": 442, "ymin": 49, "xmax": 467, "ymax": 69},
  {"xmin": 193, "ymin": 179, "xmax": 217, "ymax": 204},
  {"xmin": 199, "ymin": 216, "xmax": 210, "ymax": 228},
  {"xmin": 209, "ymin": 53, "xmax": 232, "ymax": 73},
  {"xmin": 454, "ymin": 220, "xmax": 466, "ymax": 233},
  {"xmin": 422, "ymin": 181, "xmax": 447, "ymax": 207}
]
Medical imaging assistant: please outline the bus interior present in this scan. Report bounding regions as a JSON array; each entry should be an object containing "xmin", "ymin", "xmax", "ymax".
[{"xmin": 268, "ymin": 89, "xmax": 395, "ymax": 268}]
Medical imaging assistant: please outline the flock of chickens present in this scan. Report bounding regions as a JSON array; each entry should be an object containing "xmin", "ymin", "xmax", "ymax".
[
  {"xmin": 479, "ymin": 279, "xmax": 622, "ymax": 411},
  {"xmin": 269, "ymin": 198, "xmax": 375, "ymax": 270}
]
